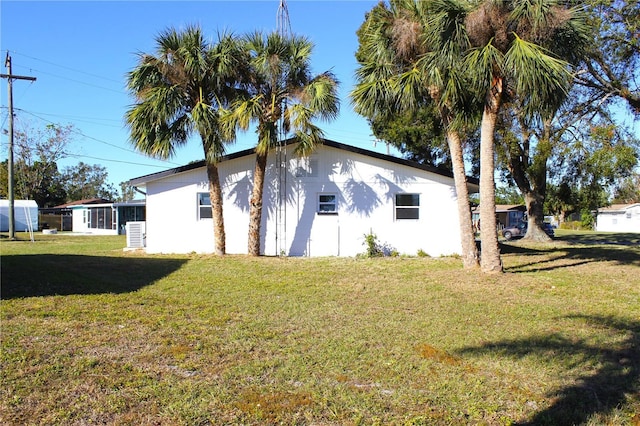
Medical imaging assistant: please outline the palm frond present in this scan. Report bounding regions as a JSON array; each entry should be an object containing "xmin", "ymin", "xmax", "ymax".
[
  {"xmin": 505, "ymin": 33, "xmax": 572, "ymax": 115},
  {"xmin": 464, "ymin": 41, "xmax": 505, "ymax": 97}
]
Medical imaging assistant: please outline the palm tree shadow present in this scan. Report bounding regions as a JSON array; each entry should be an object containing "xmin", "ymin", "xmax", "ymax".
[
  {"xmin": 499, "ymin": 242, "xmax": 640, "ymax": 272},
  {"xmin": 1, "ymin": 254, "xmax": 188, "ymax": 299},
  {"xmin": 455, "ymin": 314, "xmax": 639, "ymax": 425}
]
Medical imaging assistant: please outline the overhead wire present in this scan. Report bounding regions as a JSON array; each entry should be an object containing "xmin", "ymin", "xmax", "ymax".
[{"xmin": 0, "ymin": 107, "xmax": 181, "ymax": 168}]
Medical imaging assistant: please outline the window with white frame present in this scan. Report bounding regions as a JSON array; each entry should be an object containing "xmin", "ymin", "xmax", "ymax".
[
  {"xmin": 198, "ymin": 192, "xmax": 212, "ymax": 219},
  {"xmin": 318, "ymin": 193, "xmax": 337, "ymax": 214},
  {"xmin": 395, "ymin": 193, "xmax": 420, "ymax": 219}
]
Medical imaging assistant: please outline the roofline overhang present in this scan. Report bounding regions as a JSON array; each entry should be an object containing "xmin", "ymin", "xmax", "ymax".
[{"xmin": 128, "ymin": 138, "xmax": 480, "ymax": 190}]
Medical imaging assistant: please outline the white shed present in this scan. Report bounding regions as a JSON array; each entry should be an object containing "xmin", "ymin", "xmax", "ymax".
[
  {"xmin": 0, "ymin": 199, "xmax": 38, "ymax": 232},
  {"xmin": 595, "ymin": 203, "xmax": 640, "ymax": 233},
  {"xmin": 129, "ymin": 139, "xmax": 479, "ymax": 257}
]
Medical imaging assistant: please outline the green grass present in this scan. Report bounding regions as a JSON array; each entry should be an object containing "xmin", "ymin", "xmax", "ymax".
[{"xmin": 1, "ymin": 232, "xmax": 639, "ymax": 425}]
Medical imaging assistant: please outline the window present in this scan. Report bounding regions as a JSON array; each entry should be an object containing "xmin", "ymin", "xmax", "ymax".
[
  {"xmin": 198, "ymin": 193, "xmax": 212, "ymax": 219},
  {"xmin": 395, "ymin": 193, "xmax": 419, "ymax": 220},
  {"xmin": 318, "ymin": 194, "xmax": 337, "ymax": 214},
  {"xmin": 88, "ymin": 207, "xmax": 115, "ymax": 230}
]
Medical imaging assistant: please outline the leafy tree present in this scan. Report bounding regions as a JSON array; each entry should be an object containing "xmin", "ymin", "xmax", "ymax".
[
  {"xmin": 495, "ymin": 185, "xmax": 524, "ymax": 205},
  {"xmin": 545, "ymin": 125, "xmax": 639, "ymax": 222},
  {"xmin": 613, "ymin": 174, "xmax": 640, "ymax": 203},
  {"xmin": 4, "ymin": 123, "xmax": 75, "ymax": 207},
  {"xmin": 62, "ymin": 162, "xmax": 117, "ymax": 201},
  {"xmin": 118, "ymin": 181, "xmax": 138, "ymax": 202},
  {"xmin": 0, "ymin": 159, "xmax": 66, "ymax": 207},
  {"xmin": 222, "ymin": 32, "xmax": 339, "ymax": 256},
  {"xmin": 576, "ymin": 0, "xmax": 639, "ymax": 116},
  {"xmin": 126, "ymin": 26, "xmax": 244, "ymax": 255},
  {"xmin": 370, "ymin": 105, "xmax": 452, "ymax": 167}
]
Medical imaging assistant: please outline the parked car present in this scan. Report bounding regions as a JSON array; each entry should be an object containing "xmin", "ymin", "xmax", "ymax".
[{"xmin": 502, "ymin": 222, "xmax": 554, "ymax": 240}]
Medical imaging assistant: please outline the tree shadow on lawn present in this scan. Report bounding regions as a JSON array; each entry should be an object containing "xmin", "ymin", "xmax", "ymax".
[
  {"xmin": 1, "ymin": 254, "xmax": 187, "ymax": 299},
  {"xmin": 455, "ymin": 314, "xmax": 640, "ymax": 425},
  {"xmin": 499, "ymin": 241, "xmax": 640, "ymax": 272}
]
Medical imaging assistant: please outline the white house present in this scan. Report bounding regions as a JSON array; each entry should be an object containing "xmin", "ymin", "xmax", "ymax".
[
  {"xmin": 0, "ymin": 199, "xmax": 38, "ymax": 232},
  {"xmin": 57, "ymin": 198, "xmax": 146, "ymax": 235},
  {"xmin": 595, "ymin": 203, "xmax": 640, "ymax": 233},
  {"xmin": 129, "ymin": 139, "xmax": 479, "ymax": 257}
]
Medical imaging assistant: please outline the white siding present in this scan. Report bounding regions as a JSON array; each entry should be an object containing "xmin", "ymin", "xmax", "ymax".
[
  {"xmin": 142, "ymin": 144, "xmax": 463, "ymax": 257},
  {"xmin": 596, "ymin": 204, "xmax": 640, "ymax": 233}
]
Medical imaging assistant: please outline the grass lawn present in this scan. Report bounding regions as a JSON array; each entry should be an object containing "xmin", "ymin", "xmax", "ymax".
[{"xmin": 1, "ymin": 231, "xmax": 639, "ymax": 425}]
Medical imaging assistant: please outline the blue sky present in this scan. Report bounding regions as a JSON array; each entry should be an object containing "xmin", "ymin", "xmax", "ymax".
[{"xmin": 1, "ymin": 0, "xmax": 388, "ymax": 189}]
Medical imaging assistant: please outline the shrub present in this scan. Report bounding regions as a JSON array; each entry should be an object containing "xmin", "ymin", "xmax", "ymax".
[{"xmin": 362, "ymin": 231, "xmax": 383, "ymax": 257}]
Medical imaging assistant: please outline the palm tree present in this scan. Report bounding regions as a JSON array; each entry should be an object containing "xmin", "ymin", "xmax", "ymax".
[
  {"xmin": 353, "ymin": 0, "xmax": 587, "ymax": 273},
  {"xmin": 222, "ymin": 31, "xmax": 339, "ymax": 256},
  {"xmin": 125, "ymin": 26, "xmax": 244, "ymax": 255},
  {"xmin": 351, "ymin": 0, "xmax": 480, "ymax": 269},
  {"xmin": 463, "ymin": 0, "xmax": 587, "ymax": 272}
]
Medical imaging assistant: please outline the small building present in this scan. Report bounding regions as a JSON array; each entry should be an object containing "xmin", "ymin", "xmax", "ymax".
[
  {"xmin": 595, "ymin": 203, "xmax": 640, "ymax": 233},
  {"xmin": 0, "ymin": 199, "xmax": 38, "ymax": 232},
  {"xmin": 471, "ymin": 204, "xmax": 526, "ymax": 231},
  {"xmin": 129, "ymin": 139, "xmax": 479, "ymax": 257},
  {"xmin": 52, "ymin": 198, "xmax": 145, "ymax": 235}
]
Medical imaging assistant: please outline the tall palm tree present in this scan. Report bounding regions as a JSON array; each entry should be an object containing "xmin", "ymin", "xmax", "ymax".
[
  {"xmin": 351, "ymin": 0, "xmax": 481, "ymax": 269},
  {"xmin": 463, "ymin": 0, "xmax": 587, "ymax": 272},
  {"xmin": 353, "ymin": 0, "xmax": 587, "ymax": 273},
  {"xmin": 126, "ymin": 26, "xmax": 244, "ymax": 255},
  {"xmin": 222, "ymin": 31, "xmax": 339, "ymax": 256}
]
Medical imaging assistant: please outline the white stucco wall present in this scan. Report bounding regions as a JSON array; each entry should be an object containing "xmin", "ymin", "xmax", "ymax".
[
  {"xmin": 142, "ymin": 144, "xmax": 463, "ymax": 257},
  {"xmin": 596, "ymin": 204, "xmax": 640, "ymax": 233},
  {"xmin": 70, "ymin": 205, "xmax": 119, "ymax": 235}
]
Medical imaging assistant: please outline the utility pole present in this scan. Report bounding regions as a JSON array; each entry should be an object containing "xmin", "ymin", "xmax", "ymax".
[{"xmin": 1, "ymin": 52, "xmax": 36, "ymax": 239}]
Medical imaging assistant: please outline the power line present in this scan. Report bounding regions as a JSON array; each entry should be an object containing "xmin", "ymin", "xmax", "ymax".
[
  {"xmin": 6, "ymin": 50, "xmax": 123, "ymax": 84},
  {"xmin": 0, "ymin": 106, "xmax": 122, "ymax": 128},
  {"xmin": 65, "ymin": 153, "xmax": 177, "ymax": 169},
  {"xmin": 12, "ymin": 66, "xmax": 124, "ymax": 94},
  {"xmin": 4, "ymin": 107, "xmax": 182, "ymax": 167}
]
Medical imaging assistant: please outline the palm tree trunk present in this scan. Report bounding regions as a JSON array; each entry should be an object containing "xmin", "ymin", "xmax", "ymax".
[
  {"xmin": 479, "ymin": 79, "xmax": 503, "ymax": 273},
  {"xmin": 206, "ymin": 161, "xmax": 226, "ymax": 255},
  {"xmin": 248, "ymin": 151, "xmax": 268, "ymax": 256},
  {"xmin": 446, "ymin": 128, "xmax": 479, "ymax": 269}
]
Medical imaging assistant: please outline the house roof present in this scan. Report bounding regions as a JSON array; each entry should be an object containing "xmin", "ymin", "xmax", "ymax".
[
  {"xmin": 598, "ymin": 203, "xmax": 640, "ymax": 213},
  {"xmin": 128, "ymin": 138, "xmax": 480, "ymax": 189},
  {"xmin": 471, "ymin": 204, "xmax": 526, "ymax": 213},
  {"xmin": 495, "ymin": 204, "xmax": 526, "ymax": 212},
  {"xmin": 51, "ymin": 198, "xmax": 113, "ymax": 209}
]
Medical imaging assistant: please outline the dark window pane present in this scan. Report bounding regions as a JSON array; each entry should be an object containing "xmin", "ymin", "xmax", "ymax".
[
  {"xmin": 319, "ymin": 204, "xmax": 335, "ymax": 212},
  {"xmin": 396, "ymin": 194, "xmax": 419, "ymax": 207},
  {"xmin": 200, "ymin": 207, "xmax": 212, "ymax": 219},
  {"xmin": 319, "ymin": 194, "xmax": 335, "ymax": 203},
  {"xmin": 396, "ymin": 207, "xmax": 419, "ymax": 219}
]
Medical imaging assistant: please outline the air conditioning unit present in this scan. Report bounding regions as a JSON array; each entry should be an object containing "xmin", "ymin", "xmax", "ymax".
[{"xmin": 126, "ymin": 221, "xmax": 146, "ymax": 248}]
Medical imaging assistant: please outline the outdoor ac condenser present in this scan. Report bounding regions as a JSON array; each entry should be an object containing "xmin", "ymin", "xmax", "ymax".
[{"xmin": 126, "ymin": 221, "xmax": 146, "ymax": 248}]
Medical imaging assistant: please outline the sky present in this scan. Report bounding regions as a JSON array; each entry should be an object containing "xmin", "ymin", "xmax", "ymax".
[{"xmin": 0, "ymin": 0, "xmax": 391, "ymax": 191}]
